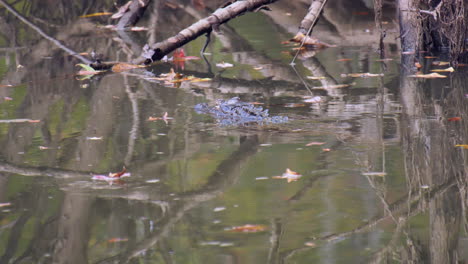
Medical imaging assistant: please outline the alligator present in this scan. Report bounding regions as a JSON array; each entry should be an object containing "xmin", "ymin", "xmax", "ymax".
[{"xmin": 194, "ymin": 97, "xmax": 288, "ymax": 126}]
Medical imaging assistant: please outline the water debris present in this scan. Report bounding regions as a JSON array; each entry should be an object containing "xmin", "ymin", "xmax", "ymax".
[
  {"xmin": 272, "ymin": 168, "xmax": 302, "ymax": 183},
  {"xmin": 260, "ymin": 143, "xmax": 272, "ymax": 147},
  {"xmin": 420, "ymin": 185, "xmax": 430, "ymax": 189},
  {"xmin": 408, "ymin": 72, "xmax": 446, "ymax": 78},
  {"xmin": 225, "ymin": 224, "xmax": 267, "ymax": 233},
  {"xmin": 213, "ymin": 207, "xmax": 226, "ymax": 212},
  {"xmin": 194, "ymin": 97, "xmax": 288, "ymax": 126},
  {"xmin": 0, "ymin": 119, "xmax": 40, "ymax": 123},
  {"xmin": 430, "ymin": 67, "xmax": 454, "ymax": 72},
  {"xmin": 362, "ymin": 172, "xmax": 386, "ymax": 177},
  {"xmin": 0, "ymin": 203, "xmax": 11, "ymax": 208},
  {"xmin": 340, "ymin": 73, "xmax": 384, "ymax": 78},
  {"xmin": 255, "ymin": 177, "xmax": 269, "ymax": 180},
  {"xmin": 216, "ymin": 62, "xmax": 234, "ymax": 68}
]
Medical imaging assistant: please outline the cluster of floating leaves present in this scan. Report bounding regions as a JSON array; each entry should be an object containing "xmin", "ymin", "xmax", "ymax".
[{"xmin": 194, "ymin": 97, "xmax": 288, "ymax": 126}]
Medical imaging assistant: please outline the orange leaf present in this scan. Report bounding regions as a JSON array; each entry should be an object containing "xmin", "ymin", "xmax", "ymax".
[
  {"xmin": 108, "ymin": 167, "xmax": 126, "ymax": 178},
  {"xmin": 448, "ymin": 117, "xmax": 461, "ymax": 121},
  {"xmin": 336, "ymin": 58, "xmax": 352, "ymax": 62}
]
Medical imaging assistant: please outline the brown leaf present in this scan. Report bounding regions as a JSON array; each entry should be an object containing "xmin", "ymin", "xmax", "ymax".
[{"xmin": 111, "ymin": 63, "xmax": 146, "ymax": 73}]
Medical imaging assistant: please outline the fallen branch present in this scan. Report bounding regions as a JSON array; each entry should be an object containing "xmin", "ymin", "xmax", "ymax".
[
  {"xmin": 114, "ymin": 0, "xmax": 152, "ymax": 29},
  {"xmin": 133, "ymin": 0, "xmax": 278, "ymax": 64}
]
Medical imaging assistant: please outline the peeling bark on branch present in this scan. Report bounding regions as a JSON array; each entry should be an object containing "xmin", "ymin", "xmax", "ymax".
[{"xmin": 134, "ymin": 0, "xmax": 278, "ymax": 64}]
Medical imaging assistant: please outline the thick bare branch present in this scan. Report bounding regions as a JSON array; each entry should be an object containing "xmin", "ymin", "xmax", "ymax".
[{"xmin": 134, "ymin": 0, "xmax": 278, "ymax": 64}]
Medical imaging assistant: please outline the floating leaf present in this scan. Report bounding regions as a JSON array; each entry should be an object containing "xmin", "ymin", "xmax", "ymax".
[
  {"xmin": 341, "ymin": 72, "xmax": 384, "ymax": 78},
  {"xmin": 107, "ymin": 238, "xmax": 129, "ymax": 243},
  {"xmin": 108, "ymin": 167, "xmax": 127, "ymax": 178},
  {"xmin": 424, "ymin": 56, "xmax": 437, "ymax": 59},
  {"xmin": 336, "ymin": 58, "xmax": 352, "ymax": 62},
  {"xmin": 148, "ymin": 112, "xmax": 173, "ymax": 123},
  {"xmin": 129, "ymin": 26, "xmax": 149, "ymax": 31},
  {"xmin": 448, "ymin": 117, "xmax": 461, "ymax": 121},
  {"xmin": 272, "ymin": 168, "xmax": 302, "ymax": 183},
  {"xmin": 0, "ymin": 202, "xmax": 11, "ymax": 208},
  {"xmin": 362, "ymin": 172, "xmax": 386, "ymax": 177},
  {"xmin": 0, "ymin": 84, "xmax": 13, "ymax": 88},
  {"xmin": 430, "ymin": 67, "xmax": 454, "ymax": 72},
  {"xmin": 227, "ymin": 224, "xmax": 267, "ymax": 233},
  {"xmin": 216, "ymin": 62, "xmax": 234, "ymax": 68},
  {"xmin": 76, "ymin": 64, "xmax": 104, "ymax": 77},
  {"xmin": 313, "ymin": 83, "xmax": 353, "ymax": 89},
  {"xmin": 408, "ymin": 72, "xmax": 446, "ymax": 78},
  {"xmin": 306, "ymin": 76, "xmax": 326, "ymax": 80},
  {"xmin": 0, "ymin": 119, "xmax": 40, "ymax": 123},
  {"xmin": 305, "ymin": 142, "xmax": 326, "ymax": 146},
  {"xmin": 79, "ymin": 12, "xmax": 112, "ymax": 18},
  {"xmin": 111, "ymin": 63, "xmax": 146, "ymax": 73},
  {"xmin": 455, "ymin": 144, "xmax": 468, "ymax": 149},
  {"xmin": 431, "ymin": 61, "xmax": 450, "ymax": 66}
]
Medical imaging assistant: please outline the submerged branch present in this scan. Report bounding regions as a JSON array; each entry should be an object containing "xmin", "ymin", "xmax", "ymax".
[{"xmin": 133, "ymin": 0, "xmax": 278, "ymax": 64}]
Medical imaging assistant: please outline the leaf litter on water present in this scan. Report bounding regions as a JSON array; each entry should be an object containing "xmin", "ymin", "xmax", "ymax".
[{"xmin": 272, "ymin": 168, "xmax": 302, "ymax": 183}]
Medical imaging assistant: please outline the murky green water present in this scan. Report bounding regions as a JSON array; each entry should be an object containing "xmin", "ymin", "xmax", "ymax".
[{"xmin": 0, "ymin": 1, "xmax": 467, "ymax": 263}]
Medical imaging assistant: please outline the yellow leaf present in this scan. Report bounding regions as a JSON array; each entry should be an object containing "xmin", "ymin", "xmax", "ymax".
[
  {"xmin": 455, "ymin": 144, "xmax": 468, "ymax": 149},
  {"xmin": 306, "ymin": 76, "xmax": 326, "ymax": 80},
  {"xmin": 79, "ymin": 12, "xmax": 113, "ymax": 18},
  {"xmin": 430, "ymin": 67, "xmax": 455, "ymax": 72},
  {"xmin": 408, "ymin": 72, "xmax": 447, "ymax": 78}
]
